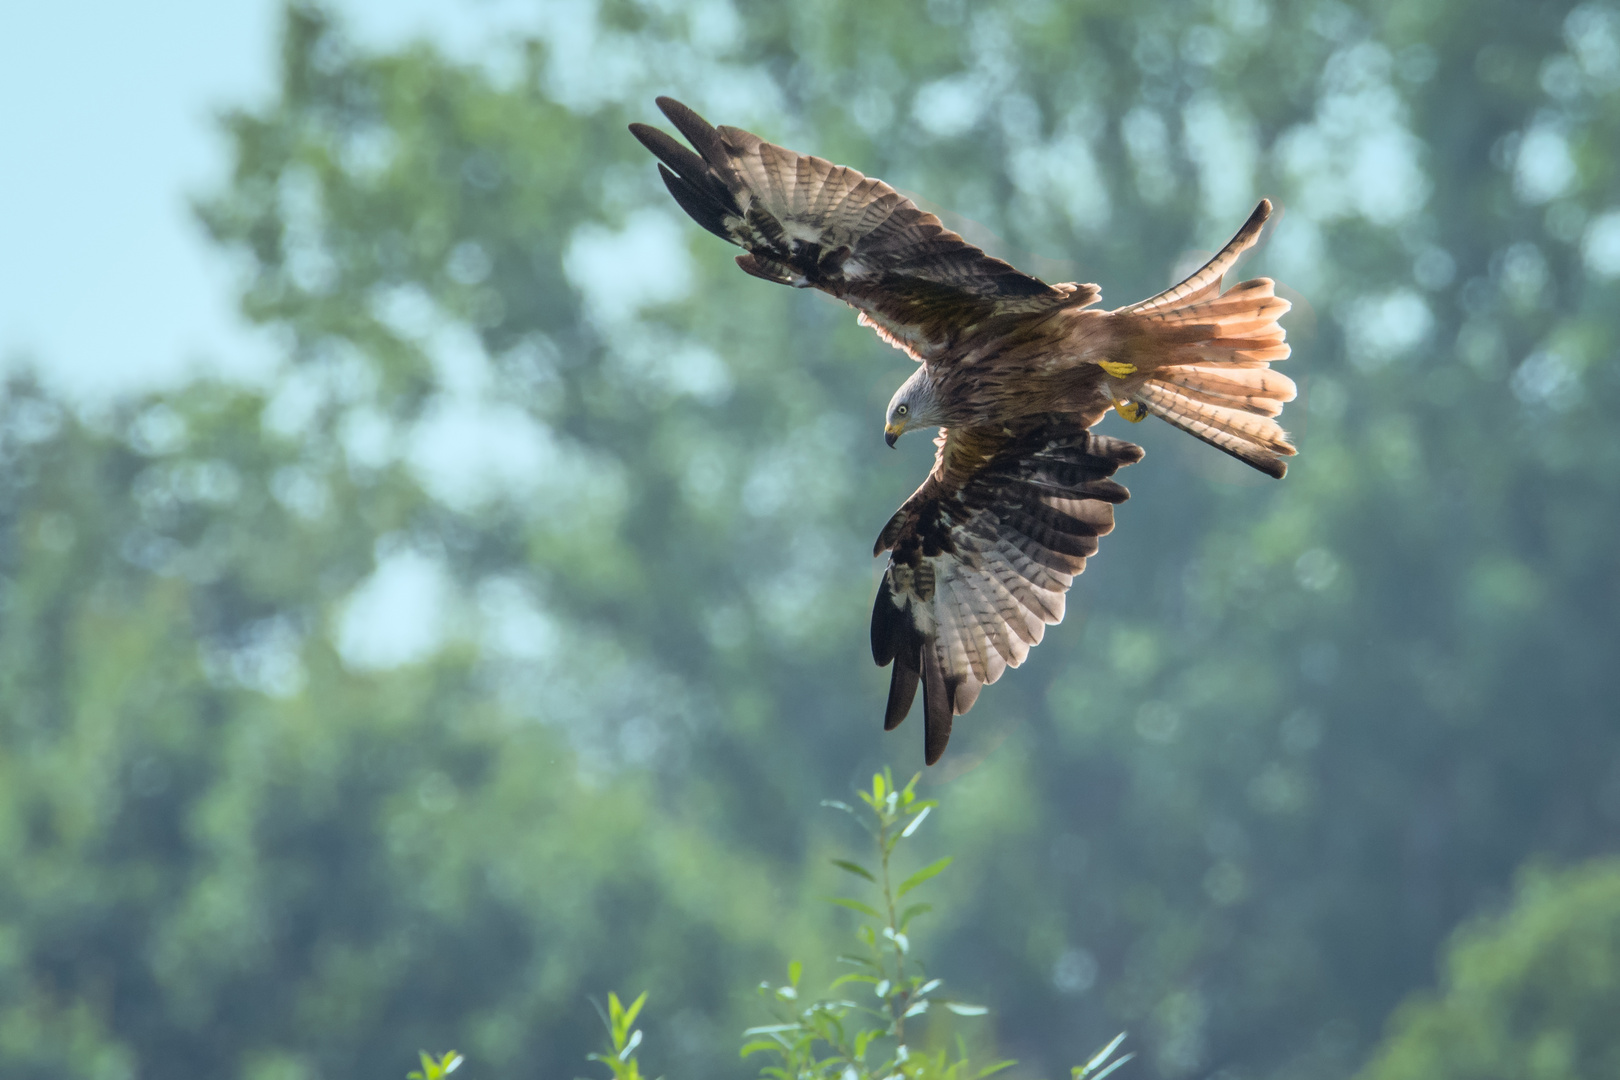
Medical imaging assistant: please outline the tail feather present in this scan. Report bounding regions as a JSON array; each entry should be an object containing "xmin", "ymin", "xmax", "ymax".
[
  {"xmin": 1135, "ymin": 382, "xmax": 1295, "ymax": 478},
  {"xmin": 1158, "ymin": 366, "xmax": 1297, "ymax": 417},
  {"xmin": 1138, "ymin": 285, "xmax": 1290, "ymax": 329},
  {"xmin": 1156, "ymin": 376, "xmax": 1290, "ymax": 418},
  {"xmin": 1125, "ymin": 200, "xmax": 1275, "ymax": 316},
  {"xmin": 1112, "ymin": 199, "xmax": 1296, "ymax": 479}
]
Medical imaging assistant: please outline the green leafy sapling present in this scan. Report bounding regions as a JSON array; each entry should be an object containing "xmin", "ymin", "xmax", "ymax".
[
  {"xmin": 407, "ymin": 1050, "xmax": 464, "ymax": 1080},
  {"xmin": 578, "ymin": 773, "xmax": 1131, "ymax": 1080},
  {"xmin": 585, "ymin": 992, "xmax": 656, "ymax": 1080},
  {"xmin": 1072, "ymin": 1034, "xmax": 1133, "ymax": 1080},
  {"xmin": 742, "ymin": 770, "xmax": 1131, "ymax": 1080}
]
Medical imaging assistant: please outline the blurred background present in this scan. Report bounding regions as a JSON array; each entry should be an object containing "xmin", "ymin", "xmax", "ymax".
[{"xmin": 2, "ymin": 1, "xmax": 1619, "ymax": 1078}]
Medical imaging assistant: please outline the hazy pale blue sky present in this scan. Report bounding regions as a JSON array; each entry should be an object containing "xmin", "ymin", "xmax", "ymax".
[
  {"xmin": 0, "ymin": 1, "xmax": 557, "ymax": 667},
  {"xmin": 0, "ymin": 0, "xmax": 531, "ymax": 400}
]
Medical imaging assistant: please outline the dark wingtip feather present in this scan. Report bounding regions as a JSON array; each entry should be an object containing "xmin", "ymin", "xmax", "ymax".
[
  {"xmin": 655, "ymin": 97, "xmax": 727, "ymax": 164},
  {"xmin": 657, "ymin": 165, "xmax": 734, "ymax": 242},
  {"xmin": 921, "ymin": 647, "xmax": 952, "ymax": 765},
  {"xmin": 629, "ymin": 122, "xmax": 710, "ymax": 183},
  {"xmin": 1110, "ymin": 440, "xmax": 1148, "ymax": 467},
  {"xmin": 884, "ymin": 652, "xmax": 920, "ymax": 730},
  {"xmin": 653, "ymin": 95, "xmax": 689, "ymax": 118},
  {"xmin": 871, "ymin": 577, "xmax": 898, "ymax": 665}
]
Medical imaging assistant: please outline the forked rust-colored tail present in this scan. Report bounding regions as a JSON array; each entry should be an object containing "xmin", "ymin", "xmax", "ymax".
[{"xmin": 1121, "ymin": 200, "xmax": 1296, "ymax": 479}]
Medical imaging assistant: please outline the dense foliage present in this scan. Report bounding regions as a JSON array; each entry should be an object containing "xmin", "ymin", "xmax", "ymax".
[
  {"xmin": 2, "ymin": 0, "xmax": 1618, "ymax": 1078},
  {"xmin": 1357, "ymin": 860, "xmax": 1620, "ymax": 1080},
  {"xmin": 585, "ymin": 774, "xmax": 1135, "ymax": 1080}
]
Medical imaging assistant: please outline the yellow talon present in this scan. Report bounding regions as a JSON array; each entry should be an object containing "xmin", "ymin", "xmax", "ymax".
[
  {"xmin": 1115, "ymin": 399, "xmax": 1146, "ymax": 423},
  {"xmin": 1099, "ymin": 360, "xmax": 1137, "ymax": 379}
]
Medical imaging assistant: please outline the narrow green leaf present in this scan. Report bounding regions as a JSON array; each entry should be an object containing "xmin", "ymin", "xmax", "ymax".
[
  {"xmin": 823, "ymin": 896, "xmax": 883, "ymax": 918},
  {"xmin": 740, "ymin": 1040, "xmax": 783, "ymax": 1058},
  {"xmin": 831, "ymin": 859, "xmax": 877, "ymax": 883},
  {"xmin": 916, "ymin": 978, "xmax": 943, "ymax": 997},
  {"xmin": 620, "ymin": 992, "xmax": 647, "ymax": 1034},
  {"xmin": 742, "ymin": 1024, "xmax": 800, "ymax": 1036},
  {"xmin": 904, "ymin": 999, "xmax": 929, "ymax": 1017},
  {"xmin": 897, "ymin": 857, "xmax": 953, "ymax": 897},
  {"xmin": 944, "ymin": 1002, "xmax": 988, "ymax": 1016},
  {"xmin": 1088, "ymin": 1055, "xmax": 1135, "ymax": 1080},
  {"xmin": 788, "ymin": 960, "xmax": 802, "ymax": 986},
  {"xmin": 900, "ymin": 806, "xmax": 931, "ymax": 837},
  {"xmin": 836, "ymin": 953, "xmax": 878, "ymax": 968},
  {"xmin": 820, "ymin": 799, "xmax": 856, "ymax": 815},
  {"xmin": 1077, "ymin": 1033, "xmax": 1128, "ymax": 1078},
  {"xmin": 973, "ymin": 1059, "xmax": 1018, "ymax": 1079},
  {"xmin": 899, "ymin": 902, "xmax": 933, "ymax": 930},
  {"xmin": 829, "ymin": 972, "xmax": 878, "ymax": 990}
]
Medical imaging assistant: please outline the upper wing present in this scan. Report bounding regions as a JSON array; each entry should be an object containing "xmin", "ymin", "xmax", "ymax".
[
  {"xmin": 629, "ymin": 97, "xmax": 1097, "ymax": 361},
  {"xmin": 870, "ymin": 419, "xmax": 1143, "ymax": 764}
]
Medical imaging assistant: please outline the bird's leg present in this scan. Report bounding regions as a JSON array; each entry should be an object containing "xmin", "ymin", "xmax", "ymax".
[{"xmin": 1102, "ymin": 378, "xmax": 1147, "ymax": 423}]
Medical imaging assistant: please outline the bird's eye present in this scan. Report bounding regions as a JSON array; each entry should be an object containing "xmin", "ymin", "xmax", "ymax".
[{"xmin": 897, "ymin": 404, "xmax": 909, "ymax": 416}]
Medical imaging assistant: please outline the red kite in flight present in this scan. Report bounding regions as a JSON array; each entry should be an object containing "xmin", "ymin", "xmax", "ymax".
[{"xmin": 632, "ymin": 97, "xmax": 1294, "ymax": 764}]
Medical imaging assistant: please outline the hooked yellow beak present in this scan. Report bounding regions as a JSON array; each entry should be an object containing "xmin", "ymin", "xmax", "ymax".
[{"xmin": 884, "ymin": 421, "xmax": 904, "ymax": 448}]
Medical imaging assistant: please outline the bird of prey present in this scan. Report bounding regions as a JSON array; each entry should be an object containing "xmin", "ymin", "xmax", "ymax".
[{"xmin": 631, "ymin": 97, "xmax": 1295, "ymax": 765}]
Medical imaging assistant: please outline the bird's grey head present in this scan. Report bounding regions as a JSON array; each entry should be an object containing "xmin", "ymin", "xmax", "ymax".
[{"xmin": 884, "ymin": 366, "xmax": 944, "ymax": 447}]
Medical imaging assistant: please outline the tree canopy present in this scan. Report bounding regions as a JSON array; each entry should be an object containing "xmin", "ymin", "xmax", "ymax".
[
  {"xmin": 1359, "ymin": 861, "xmax": 1620, "ymax": 1080},
  {"xmin": 2, "ymin": 1, "xmax": 1619, "ymax": 1078}
]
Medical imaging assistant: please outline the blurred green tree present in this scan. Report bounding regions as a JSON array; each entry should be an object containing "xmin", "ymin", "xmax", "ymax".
[
  {"xmin": 0, "ymin": 376, "xmax": 828, "ymax": 1079},
  {"xmin": 1357, "ymin": 859, "xmax": 1620, "ymax": 1080},
  {"xmin": 2, "ymin": 0, "xmax": 1618, "ymax": 1078}
]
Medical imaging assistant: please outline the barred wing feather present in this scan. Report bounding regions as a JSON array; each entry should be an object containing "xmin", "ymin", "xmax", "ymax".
[
  {"xmin": 871, "ymin": 421, "xmax": 1143, "ymax": 764},
  {"xmin": 630, "ymin": 97, "xmax": 1096, "ymax": 361}
]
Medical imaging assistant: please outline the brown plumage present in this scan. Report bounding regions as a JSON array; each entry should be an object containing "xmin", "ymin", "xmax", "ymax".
[{"xmin": 631, "ymin": 97, "xmax": 1297, "ymax": 764}]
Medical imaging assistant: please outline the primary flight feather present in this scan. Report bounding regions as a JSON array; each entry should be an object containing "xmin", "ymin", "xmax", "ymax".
[{"xmin": 630, "ymin": 97, "xmax": 1296, "ymax": 765}]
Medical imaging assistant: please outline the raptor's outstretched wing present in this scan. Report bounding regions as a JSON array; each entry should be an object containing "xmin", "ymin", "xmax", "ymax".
[
  {"xmin": 871, "ymin": 420, "xmax": 1143, "ymax": 764},
  {"xmin": 630, "ymin": 97, "xmax": 1097, "ymax": 361}
]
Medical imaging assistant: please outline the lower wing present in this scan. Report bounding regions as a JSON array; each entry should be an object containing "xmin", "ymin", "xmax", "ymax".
[{"xmin": 871, "ymin": 419, "xmax": 1143, "ymax": 764}]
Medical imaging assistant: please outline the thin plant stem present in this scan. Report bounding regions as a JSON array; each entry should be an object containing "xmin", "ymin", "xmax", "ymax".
[{"xmin": 877, "ymin": 802, "xmax": 909, "ymax": 1047}]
